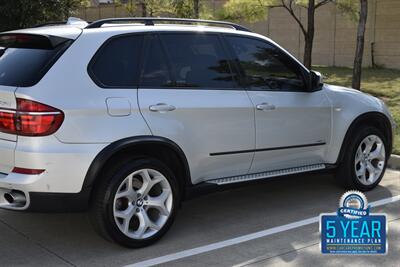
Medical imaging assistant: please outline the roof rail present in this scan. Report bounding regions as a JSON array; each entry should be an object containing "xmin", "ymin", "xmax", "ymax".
[{"xmin": 85, "ymin": 17, "xmax": 252, "ymax": 32}]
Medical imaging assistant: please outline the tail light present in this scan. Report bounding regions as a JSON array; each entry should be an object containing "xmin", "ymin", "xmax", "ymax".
[{"xmin": 0, "ymin": 98, "xmax": 64, "ymax": 136}]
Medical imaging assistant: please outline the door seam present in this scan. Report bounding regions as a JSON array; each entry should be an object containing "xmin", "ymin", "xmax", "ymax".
[
  {"xmin": 245, "ymin": 89, "xmax": 257, "ymax": 174},
  {"xmin": 136, "ymin": 88, "xmax": 154, "ymax": 136}
]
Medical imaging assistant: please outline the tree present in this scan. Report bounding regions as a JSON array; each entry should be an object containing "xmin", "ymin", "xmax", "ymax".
[
  {"xmin": 117, "ymin": 0, "xmax": 211, "ymax": 19},
  {"xmin": 139, "ymin": 0, "xmax": 147, "ymax": 16},
  {"xmin": 117, "ymin": 0, "xmax": 174, "ymax": 17},
  {"xmin": 0, "ymin": 0, "xmax": 88, "ymax": 32},
  {"xmin": 352, "ymin": 0, "xmax": 368, "ymax": 90},
  {"xmin": 117, "ymin": 0, "xmax": 137, "ymax": 16},
  {"xmin": 194, "ymin": 0, "xmax": 200, "ymax": 18},
  {"xmin": 137, "ymin": 0, "xmax": 174, "ymax": 17},
  {"xmin": 172, "ymin": 0, "xmax": 211, "ymax": 19},
  {"xmin": 221, "ymin": 0, "xmax": 357, "ymax": 69}
]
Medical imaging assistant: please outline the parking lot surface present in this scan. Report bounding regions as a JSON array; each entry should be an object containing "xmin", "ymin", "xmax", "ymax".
[{"xmin": 0, "ymin": 169, "xmax": 399, "ymax": 267}]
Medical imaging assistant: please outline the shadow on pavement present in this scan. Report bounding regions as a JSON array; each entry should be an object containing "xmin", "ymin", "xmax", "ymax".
[{"xmin": 0, "ymin": 171, "xmax": 396, "ymax": 267}]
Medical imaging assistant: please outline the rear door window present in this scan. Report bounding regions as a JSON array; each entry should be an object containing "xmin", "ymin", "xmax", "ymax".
[
  {"xmin": 159, "ymin": 33, "xmax": 237, "ymax": 89},
  {"xmin": 89, "ymin": 34, "xmax": 143, "ymax": 88},
  {"xmin": 140, "ymin": 35, "xmax": 172, "ymax": 87},
  {"xmin": 0, "ymin": 34, "xmax": 71, "ymax": 87}
]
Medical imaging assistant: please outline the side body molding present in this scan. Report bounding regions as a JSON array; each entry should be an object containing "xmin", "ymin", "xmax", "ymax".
[{"xmin": 82, "ymin": 136, "xmax": 192, "ymax": 190}]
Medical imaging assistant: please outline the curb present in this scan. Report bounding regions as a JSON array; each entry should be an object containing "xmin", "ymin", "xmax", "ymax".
[{"xmin": 388, "ymin": 154, "xmax": 400, "ymax": 170}]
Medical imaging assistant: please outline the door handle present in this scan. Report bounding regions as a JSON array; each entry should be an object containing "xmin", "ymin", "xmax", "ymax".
[
  {"xmin": 149, "ymin": 103, "xmax": 176, "ymax": 113},
  {"xmin": 256, "ymin": 103, "xmax": 276, "ymax": 111}
]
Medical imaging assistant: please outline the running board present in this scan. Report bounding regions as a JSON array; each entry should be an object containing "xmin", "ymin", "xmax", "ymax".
[{"xmin": 207, "ymin": 164, "xmax": 326, "ymax": 185}]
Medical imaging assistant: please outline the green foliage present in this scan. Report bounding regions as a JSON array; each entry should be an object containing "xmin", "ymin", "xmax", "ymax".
[
  {"xmin": 116, "ymin": 0, "xmax": 212, "ymax": 19},
  {"xmin": 0, "ymin": 0, "xmax": 87, "ymax": 32},
  {"xmin": 141, "ymin": 0, "xmax": 176, "ymax": 16},
  {"xmin": 220, "ymin": 0, "xmax": 275, "ymax": 22},
  {"xmin": 173, "ymin": 0, "xmax": 197, "ymax": 18},
  {"xmin": 335, "ymin": 0, "xmax": 359, "ymax": 21},
  {"xmin": 116, "ymin": 0, "xmax": 137, "ymax": 16}
]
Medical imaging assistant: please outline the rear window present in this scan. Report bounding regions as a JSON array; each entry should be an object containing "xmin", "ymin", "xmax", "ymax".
[{"xmin": 0, "ymin": 34, "xmax": 71, "ymax": 87}]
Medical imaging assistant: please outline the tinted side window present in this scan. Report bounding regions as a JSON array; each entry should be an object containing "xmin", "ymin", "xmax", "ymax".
[
  {"xmin": 140, "ymin": 35, "xmax": 172, "ymax": 87},
  {"xmin": 226, "ymin": 36, "xmax": 305, "ymax": 91},
  {"xmin": 90, "ymin": 35, "xmax": 143, "ymax": 88},
  {"xmin": 160, "ymin": 33, "xmax": 236, "ymax": 89}
]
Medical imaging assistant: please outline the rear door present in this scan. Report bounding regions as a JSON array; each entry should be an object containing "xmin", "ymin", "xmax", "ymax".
[{"xmin": 138, "ymin": 33, "xmax": 255, "ymax": 184}]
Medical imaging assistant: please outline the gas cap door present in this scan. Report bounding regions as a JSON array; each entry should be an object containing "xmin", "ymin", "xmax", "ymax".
[{"xmin": 106, "ymin": 97, "xmax": 131, "ymax": 117}]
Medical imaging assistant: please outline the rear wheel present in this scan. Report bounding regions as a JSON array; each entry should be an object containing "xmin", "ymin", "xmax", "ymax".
[
  {"xmin": 336, "ymin": 126, "xmax": 388, "ymax": 191},
  {"xmin": 90, "ymin": 157, "xmax": 179, "ymax": 248}
]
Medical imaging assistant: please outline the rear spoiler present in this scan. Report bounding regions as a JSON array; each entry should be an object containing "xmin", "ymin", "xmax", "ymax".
[
  {"xmin": 0, "ymin": 33, "xmax": 70, "ymax": 49},
  {"xmin": 33, "ymin": 17, "xmax": 88, "ymax": 28}
]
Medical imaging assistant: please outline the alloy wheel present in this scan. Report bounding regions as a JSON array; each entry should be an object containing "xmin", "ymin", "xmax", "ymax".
[
  {"xmin": 354, "ymin": 135, "xmax": 386, "ymax": 185},
  {"xmin": 113, "ymin": 168, "xmax": 173, "ymax": 239}
]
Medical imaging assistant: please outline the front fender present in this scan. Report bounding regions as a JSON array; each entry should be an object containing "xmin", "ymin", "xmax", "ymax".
[{"xmin": 323, "ymin": 84, "xmax": 393, "ymax": 164}]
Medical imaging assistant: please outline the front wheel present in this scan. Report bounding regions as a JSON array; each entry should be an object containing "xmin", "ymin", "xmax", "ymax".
[
  {"xmin": 90, "ymin": 158, "xmax": 179, "ymax": 248},
  {"xmin": 336, "ymin": 126, "xmax": 388, "ymax": 191}
]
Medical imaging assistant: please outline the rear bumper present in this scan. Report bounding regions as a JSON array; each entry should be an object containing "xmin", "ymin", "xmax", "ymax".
[
  {"xmin": 0, "ymin": 187, "xmax": 91, "ymax": 212},
  {"xmin": 0, "ymin": 138, "xmax": 16, "ymax": 174},
  {"xmin": 28, "ymin": 189, "xmax": 91, "ymax": 212},
  {"xmin": 0, "ymin": 136, "xmax": 107, "ymax": 211}
]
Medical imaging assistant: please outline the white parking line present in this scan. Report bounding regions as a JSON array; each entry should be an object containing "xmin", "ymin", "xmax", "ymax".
[{"xmin": 126, "ymin": 195, "xmax": 400, "ymax": 267}]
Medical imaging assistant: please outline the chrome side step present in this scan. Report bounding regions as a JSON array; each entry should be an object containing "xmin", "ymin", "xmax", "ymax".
[{"xmin": 207, "ymin": 164, "xmax": 326, "ymax": 185}]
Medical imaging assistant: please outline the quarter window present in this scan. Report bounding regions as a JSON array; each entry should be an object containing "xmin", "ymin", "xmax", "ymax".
[
  {"xmin": 90, "ymin": 35, "xmax": 143, "ymax": 88},
  {"xmin": 226, "ymin": 36, "xmax": 305, "ymax": 91},
  {"xmin": 160, "ymin": 33, "xmax": 236, "ymax": 89}
]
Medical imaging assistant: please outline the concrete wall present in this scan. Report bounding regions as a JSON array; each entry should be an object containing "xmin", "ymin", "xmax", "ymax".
[{"xmin": 77, "ymin": 0, "xmax": 400, "ymax": 69}]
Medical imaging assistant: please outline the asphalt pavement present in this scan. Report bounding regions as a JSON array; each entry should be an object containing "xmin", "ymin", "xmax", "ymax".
[{"xmin": 0, "ymin": 169, "xmax": 399, "ymax": 267}]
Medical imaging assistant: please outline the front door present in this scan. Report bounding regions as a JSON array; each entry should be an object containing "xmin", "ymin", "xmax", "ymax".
[{"xmin": 225, "ymin": 35, "xmax": 331, "ymax": 173}]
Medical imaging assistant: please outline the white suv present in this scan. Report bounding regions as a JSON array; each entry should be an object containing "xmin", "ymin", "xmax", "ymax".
[{"xmin": 0, "ymin": 17, "xmax": 395, "ymax": 247}]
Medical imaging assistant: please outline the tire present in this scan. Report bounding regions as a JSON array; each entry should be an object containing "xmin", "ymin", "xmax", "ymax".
[
  {"xmin": 90, "ymin": 157, "xmax": 180, "ymax": 248},
  {"xmin": 336, "ymin": 126, "xmax": 389, "ymax": 191}
]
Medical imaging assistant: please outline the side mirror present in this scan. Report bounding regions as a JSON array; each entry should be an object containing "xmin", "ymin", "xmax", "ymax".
[{"xmin": 310, "ymin": 70, "xmax": 323, "ymax": 91}]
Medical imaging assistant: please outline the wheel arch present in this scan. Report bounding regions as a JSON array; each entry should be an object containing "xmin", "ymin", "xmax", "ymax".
[
  {"xmin": 336, "ymin": 111, "xmax": 393, "ymax": 165},
  {"xmin": 83, "ymin": 136, "xmax": 192, "ymax": 197}
]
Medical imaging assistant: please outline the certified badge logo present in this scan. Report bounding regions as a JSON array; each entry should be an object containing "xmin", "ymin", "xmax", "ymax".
[
  {"xmin": 320, "ymin": 191, "xmax": 387, "ymax": 254},
  {"xmin": 338, "ymin": 191, "xmax": 369, "ymax": 219}
]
